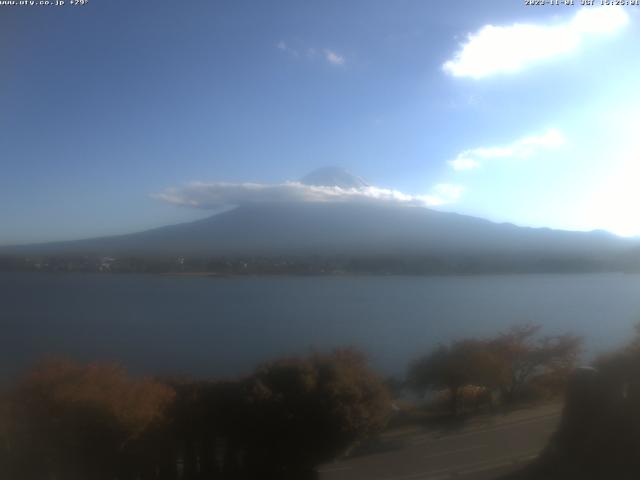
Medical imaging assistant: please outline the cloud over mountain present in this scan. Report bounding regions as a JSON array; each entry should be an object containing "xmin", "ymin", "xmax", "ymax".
[
  {"xmin": 153, "ymin": 182, "xmax": 463, "ymax": 209},
  {"xmin": 153, "ymin": 170, "xmax": 463, "ymax": 210}
]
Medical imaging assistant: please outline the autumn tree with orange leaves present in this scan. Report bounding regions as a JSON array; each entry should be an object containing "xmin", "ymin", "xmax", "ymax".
[
  {"xmin": 489, "ymin": 324, "xmax": 582, "ymax": 403},
  {"xmin": 2, "ymin": 359, "xmax": 175, "ymax": 480}
]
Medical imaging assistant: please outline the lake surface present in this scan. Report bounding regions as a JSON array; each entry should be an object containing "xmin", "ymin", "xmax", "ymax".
[{"xmin": 1, "ymin": 272, "xmax": 639, "ymax": 381}]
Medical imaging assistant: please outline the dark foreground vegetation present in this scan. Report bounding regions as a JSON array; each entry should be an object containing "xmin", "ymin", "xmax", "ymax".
[
  {"xmin": 9, "ymin": 322, "xmax": 640, "ymax": 480},
  {"xmin": 508, "ymin": 324, "xmax": 640, "ymax": 480},
  {"xmin": 0, "ymin": 350, "xmax": 390, "ymax": 480}
]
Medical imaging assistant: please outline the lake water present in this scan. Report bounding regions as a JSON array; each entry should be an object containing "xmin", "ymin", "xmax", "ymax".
[{"xmin": 1, "ymin": 272, "xmax": 639, "ymax": 382}]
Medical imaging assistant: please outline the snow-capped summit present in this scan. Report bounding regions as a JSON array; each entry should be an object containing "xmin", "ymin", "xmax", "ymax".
[{"xmin": 300, "ymin": 166, "xmax": 369, "ymax": 189}]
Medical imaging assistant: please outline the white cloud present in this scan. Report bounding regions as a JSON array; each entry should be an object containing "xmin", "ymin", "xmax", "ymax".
[
  {"xmin": 578, "ymin": 148, "xmax": 640, "ymax": 237},
  {"xmin": 449, "ymin": 157, "xmax": 481, "ymax": 172},
  {"xmin": 449, "ymin": 129, "xmax": 565, "ymax": 171},
  {"xmin": 324, "ymin": 49, "xmax": 345, "ymax": 66},
  {"xmin": 424, "ymin": 184, "xmax": 465, "ymax": 206},
  {"xmin": 153, "ymin": 181, "xmax": 463, "ymax": 209},
  {"xmin": 275, "ymin": 40, "xmax": 299, "ymax": 57},
  {"xmin": 443, "ymin": 7, "xmax": 629, "ymax": 79},
  {"xmin": 276, "ymin": 42, "xmax": 346, "ymax": 66}
]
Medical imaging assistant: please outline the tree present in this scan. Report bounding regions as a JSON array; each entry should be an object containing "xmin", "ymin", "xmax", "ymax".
[
  {"xmin": 520, "ymin": 325, "xmax": 640, "ymax": 480},
  {"xmin": 0, "ymin": 392, "xmax": 12, "ymax": 479},
  {"xmin": 241, "ymin": 348, "xmax": 391, "ymax": 478},
  {"xmin": 407, "ymin": 339, "xmax": 501, "ymax": 416},
  {"xmin": 140, "ymin": 349, "xmax": 391, "ymax": 479},
  {"xmin": 1, "ymin": 350, "xmax": 389, "ymax": 479},
  {"xmin": 160, "ymin": 378, "xmax": 248, "ymax": 479},
  {"xmin": 5, "ymin": 358, "xmax": 175, "ymax": 480},
  {"xmin": 489, "ymin": 324, "xmax": 582, "ymax": 403}
]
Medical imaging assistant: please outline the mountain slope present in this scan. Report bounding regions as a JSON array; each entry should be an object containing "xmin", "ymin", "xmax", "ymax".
[{"xmin": 1, "ymin": 202, "xmax": 633, "ymax": 262}]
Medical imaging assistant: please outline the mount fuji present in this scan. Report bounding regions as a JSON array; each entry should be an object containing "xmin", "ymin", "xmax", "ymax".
[{"xmin": 1, "ymin": 167, "xmax": 635, "ymax": 273}]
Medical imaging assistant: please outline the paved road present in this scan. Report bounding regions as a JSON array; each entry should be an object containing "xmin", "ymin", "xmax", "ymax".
[{"xmin": 319, "ymin": 404, "xmax": 561, "ymax": 480}]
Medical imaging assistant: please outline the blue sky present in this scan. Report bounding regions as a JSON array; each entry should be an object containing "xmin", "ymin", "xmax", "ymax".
[{"xmin": 2, "ymin": 0, "xmax": 640, "ymax": 244}]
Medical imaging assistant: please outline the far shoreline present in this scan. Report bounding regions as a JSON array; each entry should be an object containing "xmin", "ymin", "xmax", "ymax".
[{"xmin": 1, "ymin": 269, "xmax": 633, "ymax": 279}]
